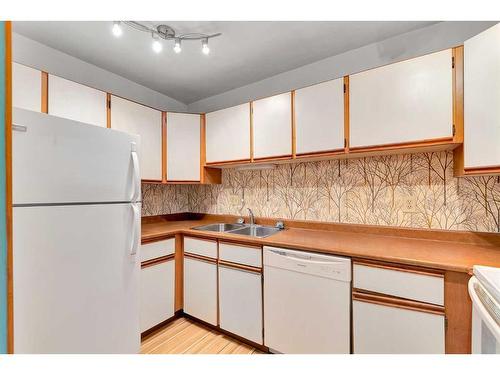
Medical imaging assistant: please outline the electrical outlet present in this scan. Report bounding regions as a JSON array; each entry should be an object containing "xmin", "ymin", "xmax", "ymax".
[{"xmin": 403, "ymin": 195, "xmax": 417, "ymax": 213}]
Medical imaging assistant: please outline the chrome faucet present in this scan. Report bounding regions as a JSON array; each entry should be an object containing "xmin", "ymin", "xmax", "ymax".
[{"xmin": 247, "ymin": 208, "xmax": 255, "ymax": 225}]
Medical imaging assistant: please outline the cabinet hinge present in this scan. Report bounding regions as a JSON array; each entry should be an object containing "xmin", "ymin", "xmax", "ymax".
[
  {"xmin": 444, "ymin": 316, "xmax": 448, "ymax": 330},
  {"xmin": 344, "ymin": 138, "xmax": 347, "ymax": 148},
  {"xmin": 107, "ymin": 98, "xmax": 111, "ymax": 109},
  {"xmin": 452, "ymin": 124, "xmax": 456, "ymax": 136},
  {"xmin": 452, "ymin": 56, "xmax": 455, "ymax": 69},
  {"xmin": 343, "ymin": 83, "xmax": 346, "ymax": 93}
]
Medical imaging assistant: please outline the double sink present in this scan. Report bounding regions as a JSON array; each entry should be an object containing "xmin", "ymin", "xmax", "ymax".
[{"xmin": 192, "ymin": 223, "xmax": 281, "ymax": 238}]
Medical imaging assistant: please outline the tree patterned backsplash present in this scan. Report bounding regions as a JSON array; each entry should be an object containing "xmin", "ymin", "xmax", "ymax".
[{"xmin": 142, "ymin": 151, "xmax": 500, "ymax": 233}]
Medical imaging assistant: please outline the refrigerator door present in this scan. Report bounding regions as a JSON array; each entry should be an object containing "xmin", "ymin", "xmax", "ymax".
[
  {"xmin": 13, "ymin": 203, "xmax": 141, "ymax": 353},
  {"xmin": 12, "ymin": 108, "xmax": 141, "ymax": 205}
]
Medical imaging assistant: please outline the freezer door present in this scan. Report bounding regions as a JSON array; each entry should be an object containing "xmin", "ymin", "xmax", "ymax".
[
  {"xmin": 13, "ymin": 203, "xmax": 141, "ymax": 353},
  {"xmin": 12, "ymin": 108, "xmax": 141, "ymax": 205}
]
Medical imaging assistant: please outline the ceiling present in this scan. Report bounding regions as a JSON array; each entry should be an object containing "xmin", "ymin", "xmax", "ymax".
[{"xmin": 13, "ymin": 21, "xmax": 438, "ymax": 104}]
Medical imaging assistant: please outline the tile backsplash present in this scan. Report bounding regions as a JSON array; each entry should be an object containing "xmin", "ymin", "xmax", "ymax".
[{"xmin": 142, "ymin": 151, "xmax": 500, "ymax": 233}]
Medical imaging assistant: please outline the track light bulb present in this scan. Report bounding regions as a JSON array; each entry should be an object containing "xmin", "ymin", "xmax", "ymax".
[
  {"xmin": 173, "ymin": 38, "xmax": 182, "ymax": 53},
  {"xmin": 112, "ymin": 21, "xmax": 122, "ymax": 37},
  {"xmin": 152, "ymin": 34, "xmax": 162, "ymax": 53},
  {"xmin": 202, "ymin": 38, "xmax": 210, "ymax": 55}
]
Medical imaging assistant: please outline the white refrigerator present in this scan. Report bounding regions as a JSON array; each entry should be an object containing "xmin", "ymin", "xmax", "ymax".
[{"xmin": 12, "ymin": 108, "xmax": 142, "ymax": 353}]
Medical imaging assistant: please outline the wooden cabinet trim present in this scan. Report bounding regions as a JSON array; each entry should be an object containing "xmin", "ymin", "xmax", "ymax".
[
  {"xmin": 349, "ymin": 136, "xmax": 455, "ymax": 153},
  {"xmin": 291, "ymin": 90, "xmax": 296, "ymax": 158},
  {"xmin": 184, "ymin": 252, "xmax": 217, "ymax": 263},
  {"xmin": 295, "ymin": 149, "xmax": 345, "ymax": 159},
  {"xmin": 452, "ymin": 46, "xmax": 464, "ymax": 144},
  {"xmin": 444, "ymin": 271, "xmax": 472, "ymax": 353},
  {"xmin": 141, "ymin": 254, "xmax": 175, "ymax": 269},
  {"xmin": 106, "ymin": 93, "xmax": 111, "ymax": 129},
  {"xmin": 250, "ymin": 101, "xmax": 254, "ymax": 162},
  {"xmin": 200, "ymin": 114, "xmax": 206, "ymax": 184},
  {"xmin": 218, "ymin": 259, "xmax": 262, "ymax": 274},
  {"xmin": 353, "ymin": 289, "xmax": 445, "ymax": 316},
  {"xmin": 343, "ymin": 76, "xmax": 350, "ymax": 152},
  {"xmin": 174, "ymin": 234, "xmax": 183, "ymax": 312},
  {"xmin": 353, "ymin": 259, "xmax": 444, "ymax": 278},
  {"xmin": 252, "ymin": 154, "xmax": 293, "ymax": 163},
  {"xmin": 41, "ymin": 71, "xmax": 48, "ymax": 113},
  {"xmin": 218, "ymin": 240, "xmax": 261, "ymax": 250}
]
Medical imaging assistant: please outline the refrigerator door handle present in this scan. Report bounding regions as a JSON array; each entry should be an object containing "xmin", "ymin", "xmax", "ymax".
[
  {"xmin": 130, "ymin": 203, "xmax": 140, "ymax": 256},
  {"xmin": 130, "ymin": 142, "xmax": 140, "ymax": 202}
]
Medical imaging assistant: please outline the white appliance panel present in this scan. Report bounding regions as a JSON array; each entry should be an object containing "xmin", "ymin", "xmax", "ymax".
[
  {"xmin": 13, "ymin": 203, "xmax": 141, "ymax": 353},
  {"xmin": 263, "ymin": 247, "xmax": 351, "ymax": 353},
  {"xmin": 12, "ymin": 108, "xmax": 140, "ymax": 205}
]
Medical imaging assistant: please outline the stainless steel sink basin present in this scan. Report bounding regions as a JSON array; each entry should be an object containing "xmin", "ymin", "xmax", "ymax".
[
  {"xmin": 191, "ymin": 222, "xmax": 282, "ymax": 238},
  {"xmin": 192, "ymin": 223, "xmax": 245, "ymax": 232},
  {"xmin": 228, "ymin": 225, "xmax": 281, "ymax": 238}
]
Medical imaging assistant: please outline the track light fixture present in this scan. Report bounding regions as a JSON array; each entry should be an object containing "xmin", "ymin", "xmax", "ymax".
[
  {"xmin": 151, "ymin": 33, "xmax": 162, "ymax": 53},
  {"xmin": 112, "ymin": 21, "xmax": 122, "ymax": 37},
  {"xmin": 202, "ymin": 38, "xmax": 210, "ymax": 55},
  {"xmin": 111, "ymin": 21, "xmax": 221, "ymax": 55},
  {"xmin": 173, "ymin": 38, "xmax": 181, "ymax": 54}
]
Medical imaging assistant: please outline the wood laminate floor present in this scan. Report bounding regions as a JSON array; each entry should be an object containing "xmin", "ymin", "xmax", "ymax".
[{"xmin": 141, "ymin": 317, "xmax": 265, "ymax": 354}]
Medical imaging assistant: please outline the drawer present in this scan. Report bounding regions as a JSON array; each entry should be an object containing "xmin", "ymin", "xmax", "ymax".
[
  {"xmin": 184, "ymin": 237, "xmax": 217, "ymax": 259},
  {"xmin": 219, "ymin": 242, "xmax": 262, "ymax": 268},
  {"xmin": 353, "ymin": 261, "xmax": 444, "ymax": 305},
  {"xmin": 141, "ymin": 238, "xmax": 175, "ymax": 262}
]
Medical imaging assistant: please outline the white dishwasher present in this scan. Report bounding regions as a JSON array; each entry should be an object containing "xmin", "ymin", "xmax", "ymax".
[{"xmin": 263, "ymin": 246, "xmax": 351, "ymax": 354}]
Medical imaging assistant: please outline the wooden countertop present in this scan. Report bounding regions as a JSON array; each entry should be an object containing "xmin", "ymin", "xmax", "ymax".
[{"xmin": 142, "ymin": 214, "xmax": 500, "ymax": 274}]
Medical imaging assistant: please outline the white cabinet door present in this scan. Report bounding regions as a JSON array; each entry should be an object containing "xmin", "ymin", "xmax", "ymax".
[
  {"xmin": 350, "ymin": 49, "xmax": 453, "ymax": 148},
  {"xmin": 219, "ymin": 265, "xmax": 263, "ymax": 344},
  {"xmin": 48, "ymin": 75, "xmax": 107, "ymax": 127},
  {"xmin": 252, "ymin": 92, "xmax": 292, "ymax": 159},
  {"xmin": 464, "ymin": 23, "xmax": 500, "ymax": 169},
  {"xmin": 295, "ymin": 79, "xmax": 344, "ymax": 154},
  {"xmin": 167, "ymin": 113, "xmax": 201, "ymax": 181},
  {"xmin": 206, "ymin": 103, "xmax": 250, "ymax": 163},
  {"xmin": 353, "ymin": 300, "xmax": 445, "ymax": 354},
  {"xmin": 183, "ymin": 257, "xmax": 217, "ymax": 325},
  {"xmin": 111, "ymin": 96, "xmax": 162, "ymax": 181},
  {"xmin": 140, "ymin": 260, "xmax": 175, "ymax": 332},
  {"xmin": 12, "ymin": 62, "xmax": 41, "ymax": 112}
]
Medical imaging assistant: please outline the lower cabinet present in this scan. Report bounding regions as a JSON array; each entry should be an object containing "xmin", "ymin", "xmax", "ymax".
[
  {"xmin": 353, "ymin": 297, "xmax": 445, "ymax": 354},
  {"xmin": 218, "ymin": 264, "xmax": 263, "ymax": 344},
  {"xmin": 140, "ymin": 259, "xmax": 175, "ymax": 333},
  {"xmin": 183, "ymin": 256, "xmax": 218, "ymax": 325}
]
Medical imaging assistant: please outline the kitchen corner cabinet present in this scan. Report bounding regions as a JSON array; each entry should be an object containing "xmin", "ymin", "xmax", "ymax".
[
  {"xmin": 12, "ymin": 62, "xmax": 42, "ymax": 112},
  {"xmin": 167, "ymin": 113, "xmax": 201, "ymax": 182},
  {"xmin": 349, "ymin": 49, "xmax": 453, "ymax": 149},
  {"xmin": 295, "ymin": 79, "xmax": 345, "ymax": 155},
  {"xmin": 110, "ymin": 95, "xmax": 162, "ymax": 181},
  {"xmin": 463, "ymin": 23, "xmax": 500, "ymax": 172},
  {"xmin": 205, "ymin": 103, "xmax": 251, "ymax": 164},
  {"xmin": 252, "ymin": 92, "xmax": 292, "ymax": 160},
  {"xmin": 48, "ymin": 75, "xmax": 107, "ymax": 127}
]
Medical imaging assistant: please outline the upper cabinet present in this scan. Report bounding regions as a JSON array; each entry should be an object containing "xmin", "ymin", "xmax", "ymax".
[
  {"xmin": 349, "ymin": 49, "xmax": 454, "ymax": 149},
  {"xmin": 205, "ymin": 103, "xmax": 251, "ymax": 164},
  {"xmin": 463, "ymin": 24, "xmax": 500, "ymax": 172},
  {"xmin": 167, "ymin": 113, "xmax": 201, "ymax": 182},
  {"xmin": 110, "ymin": 96, "xmax": 163, "ymax": 181},
  {"xmin": 48, "ymin": 75, "xmax": 107, "ymax": 127},
  {"xmin": 252, "ymin": 92, "xmax": 292, "ymax": 160},
  {"xmin": 295, "ymin": 79, "xmax": 345, "ymax": 155},
  {"xmin": 12, "ymin": 63, "xmax": 41, "ymax": 112}
]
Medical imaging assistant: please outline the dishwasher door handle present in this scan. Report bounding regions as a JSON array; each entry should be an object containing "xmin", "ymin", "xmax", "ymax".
[{"xmin": 269, "ymin": 249, "xmax": 346, "ymax": 265}]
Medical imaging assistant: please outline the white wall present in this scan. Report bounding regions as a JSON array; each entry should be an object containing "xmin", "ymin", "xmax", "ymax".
[
  {"xmin": 187, "ymin": 21, "xmax": 497, "ymax": 113},
  {"xmin": 12, "ymin": 32, "xmax": 187, "ymax": 112}
]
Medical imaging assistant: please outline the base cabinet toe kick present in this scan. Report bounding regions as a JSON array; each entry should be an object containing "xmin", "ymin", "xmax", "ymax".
[{"xmin": 141, "ymin": 235, "xmax": 473, "ymax": 354}]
